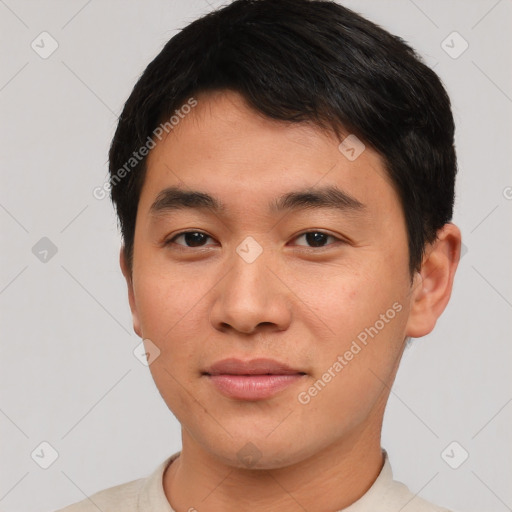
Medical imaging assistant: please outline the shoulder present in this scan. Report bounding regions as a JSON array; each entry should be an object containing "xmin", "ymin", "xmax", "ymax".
[
  {"xmin": 346, "ymin": 452, "xmax": 454, "ymax": 512},
  {"xmin": 53, "ymin": 477, "xmax": 143, "ymax": 512},
  {"xmin": 384, "ymin": 478, "xmax": 453, "ymax": 512},
  {"xmin": 52, "ymin": 452, "xmax": 180, "ymax": 512}
]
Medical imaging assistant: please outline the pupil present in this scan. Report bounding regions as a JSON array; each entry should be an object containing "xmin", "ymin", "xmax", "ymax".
[
  {"xmin": 182, "ymin": 232, "xmax": 328, "ymax": 248},
  {"xmin": 185, "ymin": 232, "xmax": 206, "ymax": 247},
  {"xmin": 306, "ymin": 232, "xmax": 327, "ymax": 247}
]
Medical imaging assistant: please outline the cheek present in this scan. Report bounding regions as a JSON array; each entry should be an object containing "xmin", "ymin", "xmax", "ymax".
[
  {"xmin": 292, "ymin": 262, "xmax": 399, "ymax": 343},
  {"xmin": 296, "ymin": 261, "xmax": 409, "ymax": 379},
  {"xmin": 134, "ymin": 273, "xmax": 172, "ymax": 337},
  {"xmin": 133, "ymin": 268, "xmax": 210, "ymax": 365},
  {"xmin": 296, "ymin": 298, "xmax": 408, "ymax": 432},
  {"xmin": 130, "ymin": 242, "xmax": 211, "ymax": 418},
  {"xmin": 134, "ymin": 270, "xmax": 203, "ymax": 415}
]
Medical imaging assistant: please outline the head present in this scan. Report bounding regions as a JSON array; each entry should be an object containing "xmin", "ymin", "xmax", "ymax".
[{"xmin": 110, "ymin": 0, "xmax": 461, "ymax": 468}]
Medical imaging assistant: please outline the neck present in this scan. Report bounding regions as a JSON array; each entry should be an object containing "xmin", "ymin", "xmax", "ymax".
[{"xmin": 163, "ymin": 421, "xmax": 384, "ymax": 512}]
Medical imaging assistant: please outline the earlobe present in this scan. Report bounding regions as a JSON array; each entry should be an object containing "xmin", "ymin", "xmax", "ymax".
[
  {"xmin": 405, "ymin": 223, "xmax": 461, "ymax": 339},
  {"xmin": 119, "ymin": 247, "xmax": 142, "ymax": 338}
]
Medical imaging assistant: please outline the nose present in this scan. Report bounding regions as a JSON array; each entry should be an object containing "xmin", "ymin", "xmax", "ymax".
[{"xmin": 209, "ymin": 243, "xmax": 292, "ymax": 335}]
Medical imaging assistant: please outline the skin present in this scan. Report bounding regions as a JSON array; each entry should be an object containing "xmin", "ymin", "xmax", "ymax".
[{"xmin": 120, "ymin": 90, "xmax": 461, "ymax": 512}]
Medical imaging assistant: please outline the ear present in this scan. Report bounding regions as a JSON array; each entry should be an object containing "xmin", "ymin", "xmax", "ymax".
[
  {"xmin": 119, "ymin": 246, "xmax": 142, "ymax": 338},
  {"xmin": 405, "ymin": 223, "xmax": 462, "ymax": 339}
]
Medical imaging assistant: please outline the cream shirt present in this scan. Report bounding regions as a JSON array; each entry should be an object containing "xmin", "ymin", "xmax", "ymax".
[{"xmin": 55, "ymin": 451, "xmax": 452, "ymax": 512}]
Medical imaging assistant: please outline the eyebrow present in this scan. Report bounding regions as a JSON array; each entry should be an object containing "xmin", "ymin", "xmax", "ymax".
[{"xmin": 149, "ymin": 185, "xmax": 365, "ymax": 217}]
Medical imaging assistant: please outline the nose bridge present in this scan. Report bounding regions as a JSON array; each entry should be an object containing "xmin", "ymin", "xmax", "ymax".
[
  {"xmin": 210, "ymin": 235, "xmax": 291, "ymax": 333},
  {"xmin": 235, "ymin": 234, "xmax": 266, "ymax": 267},
  {"xmin": 228, "ymin": 235, "xmax": 274, "ymax": 306}
]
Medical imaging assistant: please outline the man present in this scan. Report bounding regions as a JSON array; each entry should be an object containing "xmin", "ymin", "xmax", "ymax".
[{"xmin": 58, "ymin": 0, "xmax": 461, "ymax": 510}]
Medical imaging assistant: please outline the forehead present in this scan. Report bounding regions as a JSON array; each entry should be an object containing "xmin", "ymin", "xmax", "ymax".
[{"xmin": 140, "ymin": 90, "xmax": 396, "ymax": 216}]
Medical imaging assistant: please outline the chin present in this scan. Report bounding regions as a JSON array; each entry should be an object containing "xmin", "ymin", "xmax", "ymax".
[{"xmin": 196, "ymin": 428, "xmax": 321, "ymax": 471}]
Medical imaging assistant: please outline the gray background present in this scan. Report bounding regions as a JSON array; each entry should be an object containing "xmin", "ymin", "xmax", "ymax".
[{"xmin": 1, "ymin": 0, "xmax": 511, "ymax": 511}]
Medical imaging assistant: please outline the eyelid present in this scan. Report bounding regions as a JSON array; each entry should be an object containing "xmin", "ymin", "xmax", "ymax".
[
  {"xmin": 290, "ymin": 230, "xmax": 347, "ymax": 249},
  {"xmin": 164, "ymin": 229, "xmax": 347, "ymax": 249},
  {"xmin": 164, "ymin": 230, "xmax": 216, "ymax": 247}
]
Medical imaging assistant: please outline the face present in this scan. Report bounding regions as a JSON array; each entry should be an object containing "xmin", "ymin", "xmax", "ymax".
[{"xmin": 123, "ymin": 90, "xmax": 425, "ymax": 469}]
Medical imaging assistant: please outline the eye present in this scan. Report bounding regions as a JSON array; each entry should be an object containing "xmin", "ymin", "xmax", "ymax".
[
  {"xmin": 164, "ymin": 230, "xmax": 344, "ymax": 250},
  {"xmin": 165, "ymin": 231, "xmax": 215, "ymax": 248},
  {"xmin": 292, "ymin": 231, "xmax": 343, "ymax": 248}
]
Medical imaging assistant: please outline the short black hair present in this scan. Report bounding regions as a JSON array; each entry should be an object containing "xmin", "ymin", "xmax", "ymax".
[{"xmin": 108, "ymin": 0, "xmax": 457, "ymax": 277}]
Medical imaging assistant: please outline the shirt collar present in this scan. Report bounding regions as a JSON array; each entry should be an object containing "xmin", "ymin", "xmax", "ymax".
[
  {"xmin": 138, "ymin": 451, "xmax": 179, "ymax": 512},
  {"xmin": 341, "ymin": 450, "xmax": 396, "ymax": 511}
]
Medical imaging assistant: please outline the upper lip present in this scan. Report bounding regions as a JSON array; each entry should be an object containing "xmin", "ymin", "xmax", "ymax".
[{"xmin": 204, "ymin": 358, "xmax": 305, "ymax": 376}]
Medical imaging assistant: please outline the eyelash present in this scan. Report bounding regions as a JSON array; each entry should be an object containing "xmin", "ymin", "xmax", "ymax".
[{"xmin": 163, "ymin": 230, "xmax": 345, "ymax": 250}]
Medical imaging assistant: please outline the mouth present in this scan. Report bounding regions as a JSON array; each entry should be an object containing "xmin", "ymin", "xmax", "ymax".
[
  {"xmin": 202, "ymin": 358, "xmax": 306, "ymax": 400},
  {"xmin": 203, "ymin": 357, "xmax": 306, "ymax": 376}
]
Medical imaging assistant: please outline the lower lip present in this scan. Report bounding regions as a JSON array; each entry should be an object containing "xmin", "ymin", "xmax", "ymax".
[{"xmin": 206, "ymin": 374, "xmax": 304, "ymax": 400}]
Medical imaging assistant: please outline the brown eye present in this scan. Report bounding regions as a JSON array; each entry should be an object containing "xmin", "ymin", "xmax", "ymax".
[
  {"xmin": 166, "ymin": 231, "xmax": 213, "ymax": 248},
  {"xmin": 293, "ymin": 231, "xmax": 341, "ymax": 248}
]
